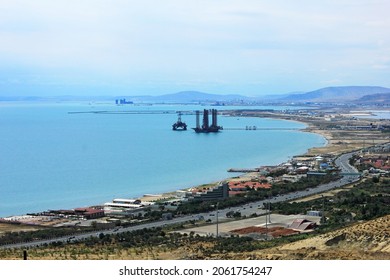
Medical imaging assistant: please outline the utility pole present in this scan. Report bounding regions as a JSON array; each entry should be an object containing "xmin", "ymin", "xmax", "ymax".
[
  {"xmin": 265, "ymin": 201, "xmax": 268, "ymax": 240},
  {"xmin": 322, "ymin": 195, "xmax": 326, "ymax": 225},
  {"xmin": 216, "ymin": 202, "xmax": 219, "ymax": 238},
  {"xmin": 268, "ymin": 195, "xmax": 272, "ymax": 224}
]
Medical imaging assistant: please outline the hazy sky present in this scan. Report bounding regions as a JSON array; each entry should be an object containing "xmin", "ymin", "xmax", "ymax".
[{"xmin": 1, "ymin": 0, "xmax": 389, "ymax": 96}]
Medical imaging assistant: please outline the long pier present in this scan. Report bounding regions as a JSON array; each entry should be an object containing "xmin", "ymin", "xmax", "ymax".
[
  {"xmin": 68, "ymin": 110, "xmax": 301, "ymax": 131},
  {"xmin": 228, "ymin": 168, "xmax": 260, "ymax": 173},
  {"xmin": 224, "ymin": 127, "xmax": 300, "ymax": 131},
  {"xmin": 68, "ymin": 110, "xmax": 183, "ymax": 115}
]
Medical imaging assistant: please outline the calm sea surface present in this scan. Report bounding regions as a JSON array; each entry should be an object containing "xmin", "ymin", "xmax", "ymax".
[{"xmin": 0, "ymin": 103, "xmax": 326, "ymax": 217}]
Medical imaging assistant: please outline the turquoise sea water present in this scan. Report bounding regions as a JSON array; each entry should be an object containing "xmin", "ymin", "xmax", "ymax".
[{"xmin": 0, "ymin": 103, "xmax": 326, "ymax": 217}]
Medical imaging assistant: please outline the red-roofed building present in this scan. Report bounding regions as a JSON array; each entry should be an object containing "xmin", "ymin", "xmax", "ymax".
[
  {"xmin": 228, "ymin": 181, "xmax": 271, "ymax": 191},
  {"xmin": 228, "ymin": 181, "xmax": 271, "ymax": 196},
  {"xmin": 382, "ymin": 165, "xmax": 390, "ymax": 171},
  {"xmin": 74, "ymin": 208, "xmax": 105, "ymax": 219},
  {"xmin": 373, "ymin": 160, "xmax": 384, "ymax": 168}
]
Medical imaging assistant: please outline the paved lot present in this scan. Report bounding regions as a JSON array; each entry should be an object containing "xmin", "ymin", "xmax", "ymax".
[{"xmin": 175, "ymin": 214, "xmax": 322, "ymax": 237}]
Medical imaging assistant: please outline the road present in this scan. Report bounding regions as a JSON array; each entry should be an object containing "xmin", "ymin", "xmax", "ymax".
[{"xmin": 1, "ymin": 152, "xmax": 360, "ymax": 249}]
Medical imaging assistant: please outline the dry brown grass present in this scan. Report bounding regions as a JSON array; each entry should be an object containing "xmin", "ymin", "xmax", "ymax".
[{"xmin": 0, "ymin": 223, "xmax": 41, "ymax": 236}]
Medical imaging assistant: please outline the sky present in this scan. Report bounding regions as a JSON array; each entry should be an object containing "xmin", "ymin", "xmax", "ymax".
[{"xmin": 0, "ymin": 0, "xmax": 390, "ymax": 97}]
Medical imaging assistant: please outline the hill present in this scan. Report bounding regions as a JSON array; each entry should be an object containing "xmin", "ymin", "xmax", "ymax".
[
  {"xmin": 2, "ymin": 86, "xmax": 390, "ymax": 104},
  {"xmin": 129, "ymin": 91, "xmax": 252, "ymax": 103},
  {"xmin": 355, "ymin": 93, "xmax": 390, "ymax": 104},
  {"xmin": 280, "ymin": 86, "xmax": 390, "ymax": 103}
]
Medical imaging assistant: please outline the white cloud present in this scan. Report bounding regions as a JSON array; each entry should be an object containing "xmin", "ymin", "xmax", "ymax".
[{"xmin": 0, "ymin": 0, "xmax": 389, "ymax": 95}]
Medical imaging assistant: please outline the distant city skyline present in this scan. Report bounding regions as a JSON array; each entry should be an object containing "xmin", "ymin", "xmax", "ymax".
[{"xmin": 1, "ymin": 0, "xmax": 389, "ymax": 97}]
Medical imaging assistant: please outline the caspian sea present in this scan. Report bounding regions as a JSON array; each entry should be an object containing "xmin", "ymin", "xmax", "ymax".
[{"xmin": 0, "ymin": 103, "xmax": 326, "ymax": 217}]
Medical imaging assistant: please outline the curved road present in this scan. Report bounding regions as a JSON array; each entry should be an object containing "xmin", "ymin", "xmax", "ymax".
[{"xmin": 1, "ymin": 152, "xmax": 360, "ymax": 249}]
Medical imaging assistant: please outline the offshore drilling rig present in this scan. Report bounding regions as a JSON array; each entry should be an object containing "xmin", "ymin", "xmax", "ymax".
[
  {"xmin": 172, "ymin": 112, "xmax": 187, "ymax": 131},
  {"xmin": 192, "ymin": 109, "xmax": 223, "ymax": 133}
]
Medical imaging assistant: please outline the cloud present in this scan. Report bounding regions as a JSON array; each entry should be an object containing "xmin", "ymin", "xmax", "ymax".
[{"xmin": 0, "ymin": 0, "xmax": 389, "ymax": 95}]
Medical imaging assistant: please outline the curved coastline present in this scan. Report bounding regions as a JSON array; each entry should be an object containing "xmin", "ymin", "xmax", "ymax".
[
  {"xmin": 140, "ymin": 115, "xmax": 330, "ymax": 202},
  {"xmin": 262, "ymin": 116, "xmax": 331, "ymax": 152},
  {"xmin": 0, "ymin": 107, "xmax": 329, "ymax": 217}
]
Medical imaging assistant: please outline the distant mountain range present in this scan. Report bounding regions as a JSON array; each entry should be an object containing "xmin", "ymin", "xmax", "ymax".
[
  {"xmin": 278, "ymin": 86, "xmax": 390, "ymax": 103},
  {"xmin": 128, "ymin": 91, "xmax": 252, "ymax": 103},
  {"xmin": 1, "ymin": 86, "xmax": 390, "ymax": 104},
  {"xmin": 355, "ymin": 93, "xmax": 390, "ymax": 104},
  {"xmin": 125, "ymin": 86, "xmax": 390, "ymax": 104}
]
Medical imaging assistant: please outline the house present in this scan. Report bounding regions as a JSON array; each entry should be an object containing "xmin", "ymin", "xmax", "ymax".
[{"xmin": 74, "ymin": 207, "xmax": 105, "ymax": 219}]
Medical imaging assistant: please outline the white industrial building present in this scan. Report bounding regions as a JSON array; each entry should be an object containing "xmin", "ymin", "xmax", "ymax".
[{"xmin": 103, "ymin": 198, "xmax": 154, "ymax": 216}]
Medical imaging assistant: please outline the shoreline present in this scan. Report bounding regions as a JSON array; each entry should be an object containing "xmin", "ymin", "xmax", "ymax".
[
  {"xmin": 3, "ymin": 107, "xmax": 386, "ymax": 217},
  {"xmin": 139, "ymin": 107, "xmax": 390, "ymax": 203},
  {"xmin": 1, "ymin": 108, "xmax": 320, "ymax": 217},
  {"xmin": 140, "ymin": 115, "xmax": 332, "ymax": 202}
]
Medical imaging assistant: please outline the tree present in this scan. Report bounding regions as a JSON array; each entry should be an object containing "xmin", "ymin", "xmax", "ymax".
[
  {"xmin": 226, "ymin": 211, "xmax": 234, "ymax": 218},
  {"xmin": 232, "ymin": 211, "xmax": 241, "ymax": 218}
]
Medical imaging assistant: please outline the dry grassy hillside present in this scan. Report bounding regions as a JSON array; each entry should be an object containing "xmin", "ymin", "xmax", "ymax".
[
  {"xmin": 2, "ymin": 215, "xmax": 388, "ymax": 260},
  {"xmin": 226, "ymin": 214, "xmax": 390, "ymax": 260}
]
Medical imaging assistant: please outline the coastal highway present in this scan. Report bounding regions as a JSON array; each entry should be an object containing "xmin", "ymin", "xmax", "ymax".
[
  {"xmin": 203, "ymin": 151, "xmax": 360, "ymax": 221},
  {"xmin": 1, "ymin": 152, "xmax": 360, "ymax": 250}
]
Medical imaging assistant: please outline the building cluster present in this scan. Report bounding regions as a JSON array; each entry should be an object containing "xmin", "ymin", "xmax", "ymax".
[
  {"xmin": 355, "ymin": 156, "xmax": 390, "ymax": 175},
  {"xmin": 45, "ymin": 207, "xmax": 105, "ymax": 220},
  {"xmin": 362, "ymin": 142, "xmax": 390, "ymax": 154},
  {"xmin": 351, "ymin": 143, "xmax": 390, "ymax": 175},
  {"xmin": 336, "ymin": 124, "xmax": 385, "ymax": 131},
  {"xmin": 115, "ymin": 98, "xmax": 133, "ymax": 105},
  {"xmin": 228, "ymin": 180, "xmax": 271, "ymax": 196},
  {"xmin": 254, "ymin": 154, "xmax": 335, "ymax": 183},
  {"xmin": 180, "ymin": 154, "xmax": 335, "ymax": 200},
  {"xmin": 0, "ymin": 207, "xmax": 105, "ymax": 226}
]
